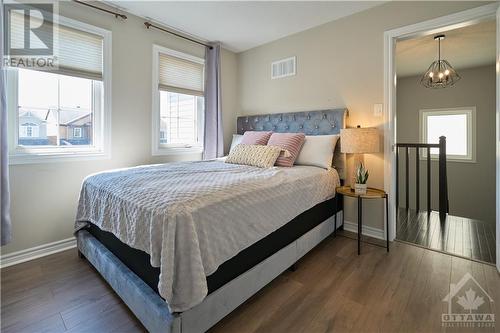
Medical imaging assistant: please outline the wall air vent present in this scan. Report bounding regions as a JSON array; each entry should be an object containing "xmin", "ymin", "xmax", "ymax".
[{"xmin": 271, "ymin": 56, "xmax": 296, "ymax": 79}]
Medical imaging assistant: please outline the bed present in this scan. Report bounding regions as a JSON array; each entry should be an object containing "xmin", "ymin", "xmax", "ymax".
[{"xmin": 76, "ymin": 108, "xmax": 347, "ymax": 333}]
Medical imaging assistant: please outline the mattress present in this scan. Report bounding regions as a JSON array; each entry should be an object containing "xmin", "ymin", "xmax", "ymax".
[
  {"xmin": 85, "ymin": 195, "xmax": 340, "ymax": 296},
  {"xmin": 75, "ymin": 160, "xmax": 340, "ymax": 311}
]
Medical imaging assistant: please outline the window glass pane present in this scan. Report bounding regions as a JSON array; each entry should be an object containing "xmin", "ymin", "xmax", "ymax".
[
  {"xmin": 159, "ymin": 91, "xmax": 203, "ymax": 146},
  {"xmin": 59, "ymin": 110, "xmax": 93, "ymax": 146},
  {"xmin": 426, "ymin": 114, "xmax": 467, "ymax": 156},
  {"xmin": 59, "ymin": 75, "xmax": 92, "ymax": 110},
  {"xmin": 18, "ymin": 109, "xmax": 58, "ymax": 146},
  {"xmin": 17, "ymin": 70, "xmax": 94, "ymax": 147},
  {"xmin": 18, "ymin": 69, "xmax": 58, "ymax": 109}
]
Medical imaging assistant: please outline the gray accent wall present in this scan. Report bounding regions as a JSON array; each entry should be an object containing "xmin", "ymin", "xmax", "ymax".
[{"xmin": 396, "ymin": 65, "xmax": 496, "ymax": 225}]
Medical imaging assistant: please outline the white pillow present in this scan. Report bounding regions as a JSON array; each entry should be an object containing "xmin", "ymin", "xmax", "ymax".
[
  {"xmin": 229, "ymin": 134, "xmax": 243, "ymax": 153},
  {"xmin": 295, "ymin": 135, "xmax": 340, "ymax": 169}
]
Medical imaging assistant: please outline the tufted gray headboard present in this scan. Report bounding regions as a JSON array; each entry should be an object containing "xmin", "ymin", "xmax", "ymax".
[{"xmin": 236, "ymin": 108, "xmax": 347, "ymax": 179}]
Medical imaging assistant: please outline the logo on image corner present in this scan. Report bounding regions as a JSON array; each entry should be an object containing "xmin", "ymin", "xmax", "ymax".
[
  {"xmin": 442, "ymin": 272, "xmax": 495, "ymax": 328},
  {"xmin": 3, "ymin": 1, "xmax": 59, "ymax": 70}
]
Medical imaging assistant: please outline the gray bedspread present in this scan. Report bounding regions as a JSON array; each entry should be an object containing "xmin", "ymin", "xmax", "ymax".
[{"xmin": 75, "ymin": 160, "xmax": 339, "ymax": 312}]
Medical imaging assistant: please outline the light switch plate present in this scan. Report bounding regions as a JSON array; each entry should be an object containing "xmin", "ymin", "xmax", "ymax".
[{"xmin": 374, "ymin": 103, "xmax": 383, "ymax": 117}]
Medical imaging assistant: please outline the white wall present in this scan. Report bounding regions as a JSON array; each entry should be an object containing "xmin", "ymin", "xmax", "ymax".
[
  {"xmin": 236, "ymin": 1, "xmax": 487, "ymax": 230},
  {"xmin": 3, "ymin": 2, "xmax": 238, "ymax": 254}
]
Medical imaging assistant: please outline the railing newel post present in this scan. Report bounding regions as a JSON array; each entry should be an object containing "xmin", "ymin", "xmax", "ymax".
[{"xmin": 438, "ymin": 136, "xmax": 448, "ymax": 221}]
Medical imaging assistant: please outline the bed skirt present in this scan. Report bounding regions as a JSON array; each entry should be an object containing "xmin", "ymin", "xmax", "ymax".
[
  {"xmin": 77, "ymin": 230, "xmax": 179, "ymax": 332},
  {"xmin": 77, "ymin": 211, "xmax": 342, "ymax": 333}
]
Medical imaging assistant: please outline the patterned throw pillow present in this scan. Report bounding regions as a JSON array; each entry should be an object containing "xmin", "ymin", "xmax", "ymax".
[
  {"xmin": 267, "ymin": 133, "xmax": 306, "ymax": 167},
  {"xmin": 240, "ymin": 131, "xmax": 273, "ymax": 145},
  {"xmin": 225, "ymin": 144, "xmax": 282, "ymax": 168}
]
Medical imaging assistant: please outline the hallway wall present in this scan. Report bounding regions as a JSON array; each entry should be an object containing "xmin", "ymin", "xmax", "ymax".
[{"xmin": 396, "ymin": 65, "xmax": 496, "ymax": 225}]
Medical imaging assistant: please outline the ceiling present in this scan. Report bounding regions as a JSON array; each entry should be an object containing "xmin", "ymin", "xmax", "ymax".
[
  {"xmin": 396, "ymin": 20, "xmax": 496, "ymax": 78},
  {"xmin": 108, "ymin": 1, "xmax": 384, "ymax": 52}
]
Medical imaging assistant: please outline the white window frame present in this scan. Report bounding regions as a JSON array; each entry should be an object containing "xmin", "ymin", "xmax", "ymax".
[
  {"xmin": 73, "ymin": 127, "xmax": 83, "ymax": 138},
  {"xmin": 20, "ymin": 123, "xmax": 39, "ymax": 138},
  {"xmin": 152, "ymin": 45, "xmax": 204, "ymax": 156},
  {"xmin": 419, "ymin": 107, "xmax": 476, "ymax": 163},
  {"xmin": 6, "ymin": 15, "xmax": 112, "ymax": 164}
]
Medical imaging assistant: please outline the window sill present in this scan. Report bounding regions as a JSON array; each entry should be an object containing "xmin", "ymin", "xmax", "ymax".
[
  {"xmin": 419, "ymin": 156, "xmax": 476, "ymax": 164},
  {"xmin": 9, "ymin": 149, "xmax": 111, "ymax": 165},
  {"xmin": 152, "ymin": 146, "xmax": 203, "ymax": 156}
]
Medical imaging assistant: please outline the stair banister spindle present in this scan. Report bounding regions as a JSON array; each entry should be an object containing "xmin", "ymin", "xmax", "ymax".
[{"xmin": 395, "ymin": 137, "xmax": 448, "ymax": 221}]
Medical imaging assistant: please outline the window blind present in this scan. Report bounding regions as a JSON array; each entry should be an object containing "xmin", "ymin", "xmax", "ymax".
[
  {"xmin": 9, "ymin": 11, "xmax": 103, "ymax": 80},
  {"xmin": 159, "ymin": 53, "xmax": 204, "ymax": 96}
]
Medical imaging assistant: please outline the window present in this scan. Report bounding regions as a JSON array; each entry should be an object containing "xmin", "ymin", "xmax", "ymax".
[
  {"xmin": 152, "ymin": 45, "xmax": 205, "ymax": 155},
  {"xmin": 20, "ymin": 123, "xmax": 39, "ymax": 138},
  {"xmin": 16, "ymin": 69, "xmax": 96, "ymax": 147},
  {"xmin": 73, "ymin": 127, "xmax": 83, "ymax": 138},
  {"xmin": 420, "ymin": 107, "xmax": 476, "ymax": 162},
  {"xmin": 160, "ymin": 91, "xmax": 204, "ymax": 146},
  {"xmin": 6, "ymin": 15, "xmax": 111, "ymax": 164}
]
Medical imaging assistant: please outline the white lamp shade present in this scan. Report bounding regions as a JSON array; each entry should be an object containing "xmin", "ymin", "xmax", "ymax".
[{"xmin": 340, "ymin": 128, "xmax": 380, "ymax": 154}]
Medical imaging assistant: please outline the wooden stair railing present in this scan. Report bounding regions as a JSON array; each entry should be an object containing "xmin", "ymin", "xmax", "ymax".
[{"xmin": 396, "ymin": 136, "xmax": 449, "ymax": 221}]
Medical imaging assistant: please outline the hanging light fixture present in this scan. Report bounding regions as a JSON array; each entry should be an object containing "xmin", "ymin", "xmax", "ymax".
[{"xmin": 420, "ymin": 34, "xmax": 461, "ymax": 88}]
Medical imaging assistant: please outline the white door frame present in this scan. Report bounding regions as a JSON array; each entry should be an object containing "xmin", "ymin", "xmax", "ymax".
[{"xmin": 382, "ymin": 3, "xmax": 500, "ymax": 270}]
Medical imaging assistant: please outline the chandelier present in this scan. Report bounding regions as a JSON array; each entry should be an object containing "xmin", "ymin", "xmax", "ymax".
[{"xmin": 420, "ymin": 34, "xmax": 461, "ymax": 88}]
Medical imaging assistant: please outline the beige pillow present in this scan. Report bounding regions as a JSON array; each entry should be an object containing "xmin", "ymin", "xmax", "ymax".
[{"xmin": 225, "ymin": 144, "xmax": 282, "ymax": 168}]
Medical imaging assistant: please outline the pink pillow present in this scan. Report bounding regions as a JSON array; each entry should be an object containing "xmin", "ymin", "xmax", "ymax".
[
  {"xmin": 240, "ymin": 131, "xmax": 273, "ymax": 145},
  {"xmin": 267, "ymin": 133, "xmax": 305, "ymax": 167}
]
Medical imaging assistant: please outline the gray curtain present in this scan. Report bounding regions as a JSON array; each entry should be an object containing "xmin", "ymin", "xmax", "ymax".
[
  {"xmin": 203, "ymin": 43, "xmax": 224, "ymax": 159},
  {"xmin": 1, "ymin": 2, "xmax": 12, "ymax": 246}
]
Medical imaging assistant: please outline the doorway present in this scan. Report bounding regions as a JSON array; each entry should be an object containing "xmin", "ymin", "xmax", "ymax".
[{"xmin": 383, "ymin": 4, "xmax": 500, "ymax": 268}]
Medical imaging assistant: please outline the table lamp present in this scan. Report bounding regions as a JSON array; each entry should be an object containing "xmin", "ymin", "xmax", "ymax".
[{"xmin": 340, "ymin": 126, "xmax": 380, "ymax": 190}]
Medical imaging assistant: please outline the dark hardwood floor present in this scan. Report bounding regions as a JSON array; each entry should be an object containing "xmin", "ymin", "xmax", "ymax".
[
  {"xmin": 396, "ymin": 208, "xmax": 496, "ymax": 264},
  {"xmin": 1, "ymin": 233, "xmax": 499, "ymax": 333}
]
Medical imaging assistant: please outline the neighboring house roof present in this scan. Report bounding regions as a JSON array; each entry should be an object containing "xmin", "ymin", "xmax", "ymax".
[
  {"xmin": 18, "ymin": 110, "xmax": 52, "ymax": 123},
  {"xmin": 18, "ymin": 109, "xmax": 91, "ymax": 126},
  {"xmin": 62, "ymin": 113, "xmax": 91, "ymax": 126}
]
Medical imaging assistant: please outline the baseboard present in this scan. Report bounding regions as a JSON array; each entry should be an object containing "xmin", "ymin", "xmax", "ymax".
[
  {"xmin": 0, "ymin": 237, "xmax": 76, "ymax": 268},
  {"xmin": 343, "ymin": 220, "xmax": 385, "ymax": 240},
  {"xmin": 0, "ymin": 219, "xmax": 382, "ymax": 268}
]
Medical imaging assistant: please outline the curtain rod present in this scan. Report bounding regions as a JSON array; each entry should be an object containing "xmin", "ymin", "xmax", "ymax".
[
  {"xmin": 73, "ymin": 0, "xmax": 127, "ymax": 20},
  {"xmin": 144, "ymin": 22, "xmax": 212, "ymax": 49}
]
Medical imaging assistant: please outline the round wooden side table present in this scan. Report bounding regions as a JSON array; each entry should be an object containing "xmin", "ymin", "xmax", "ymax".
[{"xmin": 335, "ymin": 186, "xmax": 389, "ymax": 255}]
